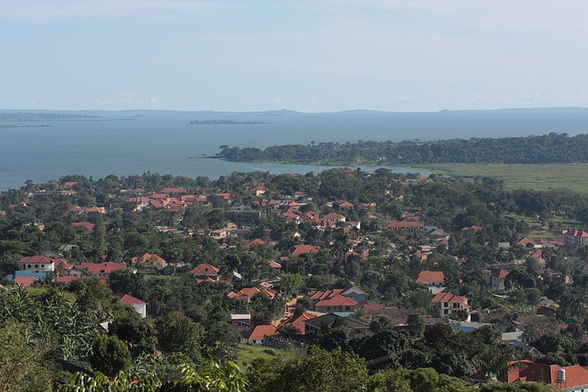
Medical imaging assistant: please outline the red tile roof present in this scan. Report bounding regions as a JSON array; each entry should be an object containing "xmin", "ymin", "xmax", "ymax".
[
  {"xmin": 290, "ymin": 244, "xmax": 319, "ymax": 255},
  {"xmin": 415, "ymin": 270, "xmax": 444, "ymax": 284},
  {"xmin": 242, "ymin": 324, "xmax": 277, "ymax": 341},
  {"xmin": 116, "ymin": 293, "xmax": 146, "ymax": 305},
  {"xmin": 53, "ymin": 258, "xmax": 72, "ymax": 269},
  {"xmin": 284, "ymin": 312, "xmax": 316, "ymax": 335},
  {"xmin": 432, "ymin": 292, "xmax": 470, "ymax": 306},
  {"xmin": 507, "ymin": 360, "xmax": 588, "ymax": 388},
  {"xmin": 310, "ymin": 289, "xmax": 345, "ymax": 300},
  {"xmin": 19, "ymin": 255, "xmax": 53, "ymax": 264},
  {"xmin": 267, "ymin": 260, "xmax": 282, "ymax": 269},
  {"xmin": 55, "ymin": 275, "xmax": 80, "ymax": 284},
  {"xmin": 132, "ymin": 253, "xmax": 167, "ymax": 265},
  {"xmin": 190, "ymin": 263, "xmax": 220, "ymax": 276},
  {"xmin": 13, "ymin": 276, "xmax": 37, "ymax": 287},
  {"xmin": 314, "ymin": 296, "xmax": 359, "ymax": 308},
  {"xmin": 72, "ymin": 222, "xmax": 95, "ymax": 231},
  {"xmin": 76, "ymin": 262, "xmax": 127, "ymax": 276}
]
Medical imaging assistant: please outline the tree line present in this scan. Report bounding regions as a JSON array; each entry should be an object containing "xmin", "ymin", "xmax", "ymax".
[{"xmin": 217, "ymin": 133, "xmax": 588, "ymax": 165}]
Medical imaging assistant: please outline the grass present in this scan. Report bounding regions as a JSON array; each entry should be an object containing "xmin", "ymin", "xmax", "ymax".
[
  {"xmin": 236, "ymin": 343, "xmax": 298, "ymax": 368},
  {"xmin": 420, "ymin": 163, "xmax": 588, "ymax": 194}
]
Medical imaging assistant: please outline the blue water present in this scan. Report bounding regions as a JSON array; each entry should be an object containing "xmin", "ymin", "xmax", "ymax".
[{"xmin": 1, "ymin": 108, "xmax": 587, "ymax": 191}]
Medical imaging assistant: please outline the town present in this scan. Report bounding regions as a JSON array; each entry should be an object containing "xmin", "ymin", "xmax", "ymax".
[{"xmin": 1, "ymin": 168, "xmax": 588, "ymax": 391}]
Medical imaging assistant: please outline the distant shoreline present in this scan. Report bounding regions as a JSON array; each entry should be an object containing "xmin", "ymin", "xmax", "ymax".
[{"xmin": 187, "ymin": 119, "xmax": 269, "ymax": 125}]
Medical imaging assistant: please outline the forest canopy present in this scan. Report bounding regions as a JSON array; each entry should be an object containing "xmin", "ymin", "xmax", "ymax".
[{"xmin": 217, "ymin": 133, "xmax": 588, "ymax": 165}]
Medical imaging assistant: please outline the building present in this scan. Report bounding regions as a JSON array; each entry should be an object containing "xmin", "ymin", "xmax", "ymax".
[
  {"xmin": 190, "ymin": 263, "xmax": 220, "ymax": 281},
  {"xmin": 116, "ymin": 293, "xmax": 147, "ymax": 318},
  {"xmin": 18, "ymin": 255, "xmax": 55, "ymax": 274},
  {"xmin": 489, "ymin": 268, "xmax": 510, "ymax": 290},
  {"xmin": 415, "ymin": 271, "xmax": 445, "ymax": 287},
  {"xmin": 431, "ymin": 291, "xmax": 471, "ymax": 320},
  {"xmin": 241, "ymin": 324, "xmax": 277, "ymax": 345},
  {"xmin": 506, "ymin": 360, "xmax": 588, "ymax": 392},
  {"xmin": 564, "ymin": 229, "xmax": 588, "ymax": 248},
  {"xmin": 72, "ymin": 262, "xmax": 127, "ymax": 277}
]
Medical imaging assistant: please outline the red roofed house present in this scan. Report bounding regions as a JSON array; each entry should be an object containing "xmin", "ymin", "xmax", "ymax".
[
  {"xmin": 18, "ymin": 255, "xmax": 55, "ymax": 273},
  {"xmin": 283, "ymin": 312, "xmax": 317, "ymax": 336},
  {"xmin": 415, "ymin": 271, "xmax": 445, "ymax": 287},
  {"xmin": 386, "ymin": 221, "xmax": 424, "ymax": 234},
  {"xmin": 241, "ymin": 324, "xmax": 277, "ymax": 345},
  {"xmin": 289, "ymin": 244, "xmax": 319, "ymax": 256},
  {"xmin": 309, "ymin": 287, "xmax": 364, "ymax": 313},
  {"xmin": 190, "ymin": 263, "xmax": 220, "ymax": 281},
  {"xmin": 314, "ymin": 295, "xmax": 359, "ymax": 313},
  {"xmin": 564, "ymin": 229, "xmax": 588, "ymax": 248},
  {"xmin": 322, "ymin": 212, "xmax": 346, "ymax": 223},
  {"xmin": 13, "ymin": 275, "xmax": 37, "ymax": 287},
  {"xmin": 432, "ymin": 292, "xmax": 471, "ymax": 320},
  {"xmin": 72, "ymin": 222, "xmax": 95, "ymax": 232},
  {"xmin": 72, "ymin": 262, "xmax": 127, "ymax": 277},
  {"xmin": 116, "ymin": 293, "xmax": 147, "ymax": 318},
  {"xmin": 505, "ymin": 360, "xmax": 588, "ymax": 391},
  {"xmin": 132, "ymin": 253, "xmax": 168, "ymax": 269},
  {"xmin": 489, "ymin": 268, "xmax": 510, "ymax": 290},
  {"xmin": 518, "ymin": 237, "xmax": 539, "ymax": 248},
  {"xmin": 227, "ymin": 286, "xmax": 276, "ymax": 302}
]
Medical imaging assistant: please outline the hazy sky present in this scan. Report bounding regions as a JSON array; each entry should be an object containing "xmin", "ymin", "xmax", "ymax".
[{"xmin": 2, "ymin": 0, "xmax": 588, "ymax": 112}]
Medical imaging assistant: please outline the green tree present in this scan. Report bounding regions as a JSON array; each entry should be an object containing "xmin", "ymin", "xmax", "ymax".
[
  {"xmin": 90, "ymin": 334, "xmax": 132, "ymax": 377},
  {"xmin": 156, "ymin": 311, "xmax": 203, "ymax": 362},
  {"xmin": 0, "ymin": 321, "xmax": 52, "ymax": 392}
]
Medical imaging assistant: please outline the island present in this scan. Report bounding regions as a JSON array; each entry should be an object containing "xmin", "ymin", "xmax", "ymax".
[{"xmin": 187, "ymin": 119, "xmax": 269, "ymax": 125}]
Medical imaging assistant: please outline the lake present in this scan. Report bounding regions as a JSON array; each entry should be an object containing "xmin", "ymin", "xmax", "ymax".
[{"xmin": 1, "ymin": 108, "xmax": 587, "ymax": 191}]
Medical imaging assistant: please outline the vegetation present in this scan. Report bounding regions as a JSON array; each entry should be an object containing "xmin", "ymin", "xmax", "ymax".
[
  {"xmin": 1, "ymin": 168, "xmax": 588, "ymax": 390},
  {"xmin": 217, "ymin": 133, "xmax": 588, "ymax": 165},
  {"xmin": 421, "ymin": 163, "xmax": 588, "ymax": 194}
]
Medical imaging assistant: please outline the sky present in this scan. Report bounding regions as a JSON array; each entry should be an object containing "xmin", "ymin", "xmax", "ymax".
[{"xmin": 2, "ymin": 0, "xmax": 588, "ymax": 112}]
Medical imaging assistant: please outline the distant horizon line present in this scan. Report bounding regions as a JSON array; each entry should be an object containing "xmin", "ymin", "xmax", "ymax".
[{"xmin": 2, "ymin": 106, "xmax": 588, "ymax": 114}]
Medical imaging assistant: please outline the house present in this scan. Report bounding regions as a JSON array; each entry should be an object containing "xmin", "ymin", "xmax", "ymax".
[
  {"xmin": 489, "ymin": 268, "xmax": 510, "ymax": 290},
  {"xmin": 18, "ymin": 255, "xmax": 55, "ymax": 273},
  {"xmin": 431, "ymin": 292, "xmax": 471, "ymax": 320},
  {"xmin": 304, "ymin": 314, "xmax": 370, "ymax": 337},
  {"xmin": 505, "ymin": 360, "xmax": 588, "ymax": 391},
  {"xmin": 227, "ymin": 286, "xmax": 276, "ymax": 301},
  {"xmin": 72, "ymin": 262, "xmax": 127, "ymax": 277},
  {"xmin": 519, "ymin": 237, "xmax": 540, "ymax": 248},
  {"xmin": 72, "ymin": 222, "xmax": 95, "ymax": 232},
  {"xmin": 309, "ymin": 286, "xmax": 365, "ymax": 312},
  {"xmin": 13, "ymin": 275, "xmax": 37, "ymax": 287},
  {"xmin": 230, "ymin": 314, "xmax": 253, "ymax": 331},
  {"xmin": 564, "ymin": 229, "xmax": 588, "ymax": 248},
  {"xmin": 282, "ymin": 312, "xmax": 316, "ymax": 336},
  {"xmin": 241, "ymin": 324, "xmax": 277, "ymax": 345},
  {"xmin": 415, "ymin": 271, "xmax": 445, "ymax": 288},
  {"xmin": 314, "ymin": 295, "xmax": 359, "ymax": 313},
  {"xmin": 132, "ymin": 253, "xmax": 167, "ymax": 269},
  {"xmin": 340, "ymin": 285, "xmax": 369, "ymax": 303},
  {"xmin": 289, "ymin": 244, "xmax": 319, "ymax": 256},
  {"xmin": 322, "ymin": 212, "xmax": 346, "ymax": 223},
  {"xmin": 386, "ymin": 221, "xmax": 424, "ymax": 234},
  {"xmin": 116, "ymin": 293, "xmax": 147, "ymax": 318},
  {"xmin": 190, "ymin": 263, "xmax": 220, "ymax": 281}
]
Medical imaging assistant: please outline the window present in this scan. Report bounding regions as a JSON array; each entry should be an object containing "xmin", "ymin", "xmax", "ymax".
[
  {"xmin": 35, "ymin": 264, "xmax": 39, "ymax": 268},
  {"xmin": 27, "ymin": 264, "xmax": 32, "ymax": 268}
]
